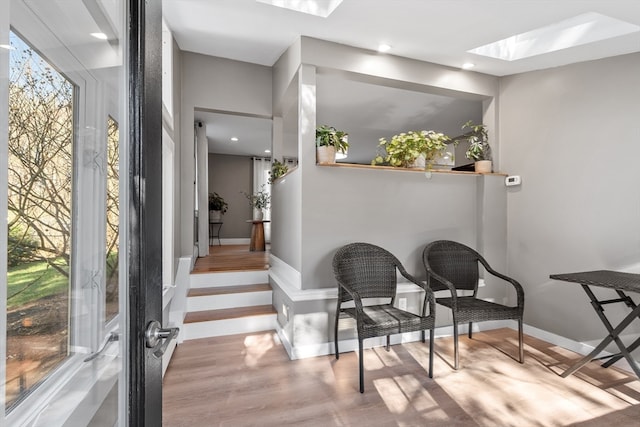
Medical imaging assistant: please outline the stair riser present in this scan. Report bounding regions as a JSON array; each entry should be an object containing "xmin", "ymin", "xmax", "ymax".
[
  {"xmin": 184, "ymin": 315, "xmax": 277, "ymax": 341},
  {"xmin": 190, "ymin": 270, "xmax": 269, "ymax": 288},
  {"xmin": 187, "ymin": 291, "xmax": 272, "ymax": 312}
]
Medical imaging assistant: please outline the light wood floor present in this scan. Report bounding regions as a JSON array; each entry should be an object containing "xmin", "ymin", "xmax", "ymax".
[
  {"xmin": 192, "ymin": 244, "xmax": 269, "ymax": 273},
  {"xmin": 163, "ymin": 329, "xmax": 640, "ymax": 426}
]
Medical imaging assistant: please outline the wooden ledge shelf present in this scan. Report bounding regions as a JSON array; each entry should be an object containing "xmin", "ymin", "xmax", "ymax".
[{"xmin": 317, "ymin": 162, "xmax": 508, "ymax": 176}]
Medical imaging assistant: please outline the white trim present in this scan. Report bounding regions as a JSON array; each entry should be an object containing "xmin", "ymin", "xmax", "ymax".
[
  {"xmin": 269, "ymin": 254, "xmax": 302, "ymax": 290},
  {"xmin": 275, "ymin": 317, "xmax": 639, "ymax": 376},
  {"xmin": 269, "ymin": 255, "xmax": 426, "ymax": 302},
  {"xmin": 219, "ymin": 238, "xmax": 251, "ymax": 245},
  {"xmin": 190, "ymin": 270, "xmax": 269, "ymax": 288},
  {"xmin": 522, "ymin": 324, "xmax": 637, "ymax": 374},
  {"xmin": 276, "ymin": 321, "xmax": 511, "ymax": 360},
  {"xmin": 7, "ymin": 352, "xmax": 119, "ymax": 427},
  {"xmin": 169, "ymin": 257, "xmax": 193, "ymax": 344}
]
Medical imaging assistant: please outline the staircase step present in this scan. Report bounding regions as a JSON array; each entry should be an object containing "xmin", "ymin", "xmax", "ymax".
[
  {"xmin": 187, "ymin": 284, "xmax": 273, "ymax": 312},
  {"xmin": 183, "ymin": 305, "xmax": 277, "ymax": 340},
  {"xmin": 188, "ymin": 283, "xmax": 271, "ymax": 297},
  {"xmin": 184, "ymin": 305, "xmax": 276, "ymax": 323},
  {"xmin": 190, "ymin": 270, "xmax": 269, "ymax": 288}
]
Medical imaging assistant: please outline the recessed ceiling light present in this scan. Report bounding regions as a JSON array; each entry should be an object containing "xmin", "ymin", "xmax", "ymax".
[
  {"xmin": 256, "ymin": 0, "xmax": 343, "ymax": 18},
  {"xmin": 468, "ymin": 12, "xmax": 640, "ymax": 61},
  {"xmin": 230, "ymin": 137, "xmax": 239, "ymax": 142},
  {"xmin": 264, "ymin": 149, "xmax": 271, "ymax": 153},
  {"xmin": 378, "ymin": 43, "xmax": 392, "ymax": 53},
  {"xmin": 462, "ymin": 62, "xmax": 475, "ymax": 69},
  {"xmin": 90, "ymin": 32, "xmax": 108, "ymax": 40}
]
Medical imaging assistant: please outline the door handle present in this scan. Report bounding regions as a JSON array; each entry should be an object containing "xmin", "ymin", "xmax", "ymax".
[{"xmin": 145, "ymin": 320, "xmax": 179, "ymax": 358}]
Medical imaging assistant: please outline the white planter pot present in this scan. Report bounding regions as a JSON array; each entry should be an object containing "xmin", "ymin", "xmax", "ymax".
[
  {"xmin": 253, "ymin": 210, "xmax": 264, "ymax": 221},
  {"xmin": 209, "ymin": 210, "xmax": 222, "ymax": 222},
  {"xmin": 316, "ymin": 146, "xmax": 336, "ymax": 164},
  {"xmin": 475, "ymin": 160, "xmax": 492, "ymax": 173},
  {"xmin": 410, "ymin": 154, "xmax": 426, "ymax": 169}
]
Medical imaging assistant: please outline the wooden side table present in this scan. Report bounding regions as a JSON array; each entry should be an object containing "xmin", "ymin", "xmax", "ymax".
[{"xmin": 246, "ymin": 220, "xmax": 270, "ymax": 251}]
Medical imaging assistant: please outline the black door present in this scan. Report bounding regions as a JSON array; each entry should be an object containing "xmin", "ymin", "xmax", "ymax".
[{"xmin": 128, "ymin": 0, "xmax": 170, "ymax": 425}]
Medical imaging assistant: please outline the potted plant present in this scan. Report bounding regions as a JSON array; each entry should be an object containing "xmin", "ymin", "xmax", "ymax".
[
  {"xmin": 269, "ymin": 159, "xmax": 288, "ymax": 184},
  {"xmin": 461, "ymin": 120, "xmax": 492, "ymax": 173},
  {"xmin": 208, "ymin": 192, "xmax": 228, "ymax": 222},
  {"xmin": 242, "ymin": 184, "xmax": 271, "ymax": 220},
  {"xmin": 316, "ymin": 125, "xmax": 348, "ymax": 164},
  {"xmin": 371, "ymin": 130, "xmax": 451, "ymax": 169}
]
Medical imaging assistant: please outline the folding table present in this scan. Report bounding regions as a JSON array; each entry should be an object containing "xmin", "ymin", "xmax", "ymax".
[{"xmin": 549, "ymin": 270, "xmax": 640, "ymax": 379}]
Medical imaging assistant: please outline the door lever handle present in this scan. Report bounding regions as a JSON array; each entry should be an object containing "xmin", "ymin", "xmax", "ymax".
[{"xmin": 145, "ymin": 320, "xmax": 179, "ymax": 358}]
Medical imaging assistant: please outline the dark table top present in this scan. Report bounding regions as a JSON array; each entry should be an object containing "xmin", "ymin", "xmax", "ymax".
[{"xmin": 550, "ymin": 270, "xmax": 640, "ymax": 293}]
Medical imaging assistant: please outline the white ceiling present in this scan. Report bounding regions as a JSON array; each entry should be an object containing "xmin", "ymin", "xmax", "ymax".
[{"xmin": 164, "ymin": 0, "xmax": 640, "ymax": 159}]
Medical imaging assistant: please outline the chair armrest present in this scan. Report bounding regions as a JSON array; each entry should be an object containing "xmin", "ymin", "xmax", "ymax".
[
  {"xmin": 336, "ymin": 280, "xmax": 365, "ymax": 314},
  {"xmin": 480, "ymin": 261, "xmax": 525, "ymax": 310},
  {"xmin": 397, "ymin": 267, "xmax": 435, "ymax": 316},
  {"xmin": 424, "ymin": 268, "xmax": 460, "ymax": 311}
]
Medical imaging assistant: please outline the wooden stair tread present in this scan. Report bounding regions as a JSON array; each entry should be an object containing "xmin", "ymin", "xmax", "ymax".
[
  {"xmin": 184, "ymin": 305, "xmax": 276, "ymax": 324},
  {"xmin": 188, "ymin": 283, "xmax": 271, "ymax": 297},
  {"xmin": 192, "ymin": 244, "xmax": 269, "ymax": 273}
]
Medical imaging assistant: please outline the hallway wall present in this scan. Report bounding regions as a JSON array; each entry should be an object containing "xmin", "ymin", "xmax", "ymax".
[
  {"xmin": 179, "ymin": 52, "xmax": 272, "ymax": 256},
  {"xmin": 208, "ymin": 153, "xmax": 252, "ymax": 239}
]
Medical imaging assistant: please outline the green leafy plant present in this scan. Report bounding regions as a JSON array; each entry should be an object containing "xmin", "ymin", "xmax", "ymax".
[
  {"xmin": 8, "ymin": 224, "xmax": 39, "ymax": 267},
  {"xmin": 208, "ymin": 192, "xmax": 228, "ymax": 214},
  {"xmin": 461, "ymin": 120, "xmax": 491, "ymax": 162},
  {"xmin": 372, "ymin": 130, "xmax": 452, "ymax": 168},
  {"xmin": 269, "ymin": 159, "xmax": 288, "ymax": 184},
  {"xmin": 242, "ymin": 185, "xmax": 271, "ymax": 210},
  {"xmin": 316, "ymin": 125, "xmax": 349, "ymax": 154}
]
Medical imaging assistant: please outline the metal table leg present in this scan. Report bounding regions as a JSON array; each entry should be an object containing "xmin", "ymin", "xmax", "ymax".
[{"xmin": 561, "ymin": 285, "xmax": 640, "ymax": 379}]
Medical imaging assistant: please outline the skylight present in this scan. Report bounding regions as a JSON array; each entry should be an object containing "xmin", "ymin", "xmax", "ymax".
[
  {"xmin": 256, "ymin": 0, "xmax": 343, "ymax": 18},
  {"xmin": 468, "ymin": 12, "xmax": 640, "ymax": 61}
]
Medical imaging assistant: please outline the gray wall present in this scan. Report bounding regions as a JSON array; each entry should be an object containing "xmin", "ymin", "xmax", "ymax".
[
  {"xmin": 180, "ymin": 53, "xmax": 272, "ymax": 256},
  {"xmin": 271, "ymin": 168, "xmax": 302, "ymax": 271},
  {"xmin": 501, "ymin": 53, "xmax": 640, "ymax": 344},
  {"xmin": 208, "ymin": 153, "xmax": 252, "ymax": 239}
]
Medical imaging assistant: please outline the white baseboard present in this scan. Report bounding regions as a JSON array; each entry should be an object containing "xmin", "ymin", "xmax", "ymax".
[
  {"xmin": 219, "ymin": 238, "xmax": 250, "ymax": 245},
  {"xmin": 277, "ymin": 320, "xmax": 511, "ymax": 360},
  {"xmin": 274, "ymin": 320, "xmax": 639, "ymax": 375}
]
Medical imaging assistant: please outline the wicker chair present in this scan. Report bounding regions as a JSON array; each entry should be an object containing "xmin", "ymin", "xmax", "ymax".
[
  {"xmin": 333, "ymin": 242, "xmax": 436, "ymax": 393},
  {"xmin": 422, "ymin": 240, "xmax": 524, "ymax": 369}
]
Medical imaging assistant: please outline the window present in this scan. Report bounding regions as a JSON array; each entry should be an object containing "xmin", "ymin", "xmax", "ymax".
[
  {"xmin": 105, "ymin": 116, "xmax": 119, "ymax": 323},
  {"xmin": 6, "ymin": 30, "xmax": 74, "ymax": 408}
]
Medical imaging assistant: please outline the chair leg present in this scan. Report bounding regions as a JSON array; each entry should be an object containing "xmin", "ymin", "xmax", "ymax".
[
  {"xmin": 334, "ymin": 311, "xmax": 340, "ymax": 359},
  {"xmin": 468, "ymin": 322, "xmax": 473, "ymax": 339},
  {"xmin": 359, "ymin": 339, "xmax": 365, "ymax": 393},
  {"xmin": 518, "ymin": 318, "xmax": 524, "ymax": 363},
  {"xmin": 428, "ymin": 328, "xmax": 434, "ymax": 378},
  {"xmin": 453, "ymin": 323, "xmax": 459, "ymax": 370},
  {"xmin": 421, "ymin": 330, "xmax": 425, "ymax": 343},
  {"xmin": 386, "ymin": 335, "xmax": 390, "ymax": 351}
]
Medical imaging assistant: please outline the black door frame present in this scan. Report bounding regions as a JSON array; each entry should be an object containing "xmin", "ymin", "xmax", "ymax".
[{"xmin": 128, "ymin": 0, "xmax": 163, "ymax": 424}]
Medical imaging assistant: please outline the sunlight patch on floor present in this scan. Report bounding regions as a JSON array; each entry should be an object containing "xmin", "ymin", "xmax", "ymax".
[
  {"xmin": 374, "ymin": 374, "xmax": 450, "ymax": 422},
  {"xmin": 242, "ymin": 333, "xmax": 274, "ymax": 367}
]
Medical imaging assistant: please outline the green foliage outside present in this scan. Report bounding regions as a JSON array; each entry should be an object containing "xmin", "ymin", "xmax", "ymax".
[
  {"xmin": 7, "ymin": 259, "xmax": 68, "ymax": 310},
  {"xmin": 8, "ymin": 224, "xmax": 39, "ymax": 267}
]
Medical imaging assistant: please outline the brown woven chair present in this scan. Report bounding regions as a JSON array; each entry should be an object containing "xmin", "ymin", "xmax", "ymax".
[
  {"xmin": 333, "ymin": 242, "xmax": 436, "ymax": 393},
  {"xmin": 422, "ymin": 240, "xmax": 524, "ymax": 369}
]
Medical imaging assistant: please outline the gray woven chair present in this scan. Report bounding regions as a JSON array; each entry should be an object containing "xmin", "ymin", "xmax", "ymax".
[
  {"xmin": 333, "ymin": 242, "xmax": 436, "ymax": 393},
  {"xmin": 422, "ymin": 240, "xmax": 524, "ymax": 369}
]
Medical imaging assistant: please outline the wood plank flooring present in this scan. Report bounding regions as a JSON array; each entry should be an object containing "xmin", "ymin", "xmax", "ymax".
[
  {"xmin": 192, "ymin": 244, "xmax": 269, "ymax": 273},
  {"xmin": 163, "ymin": 329, "xmax": 640, "ymax": 426}
]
